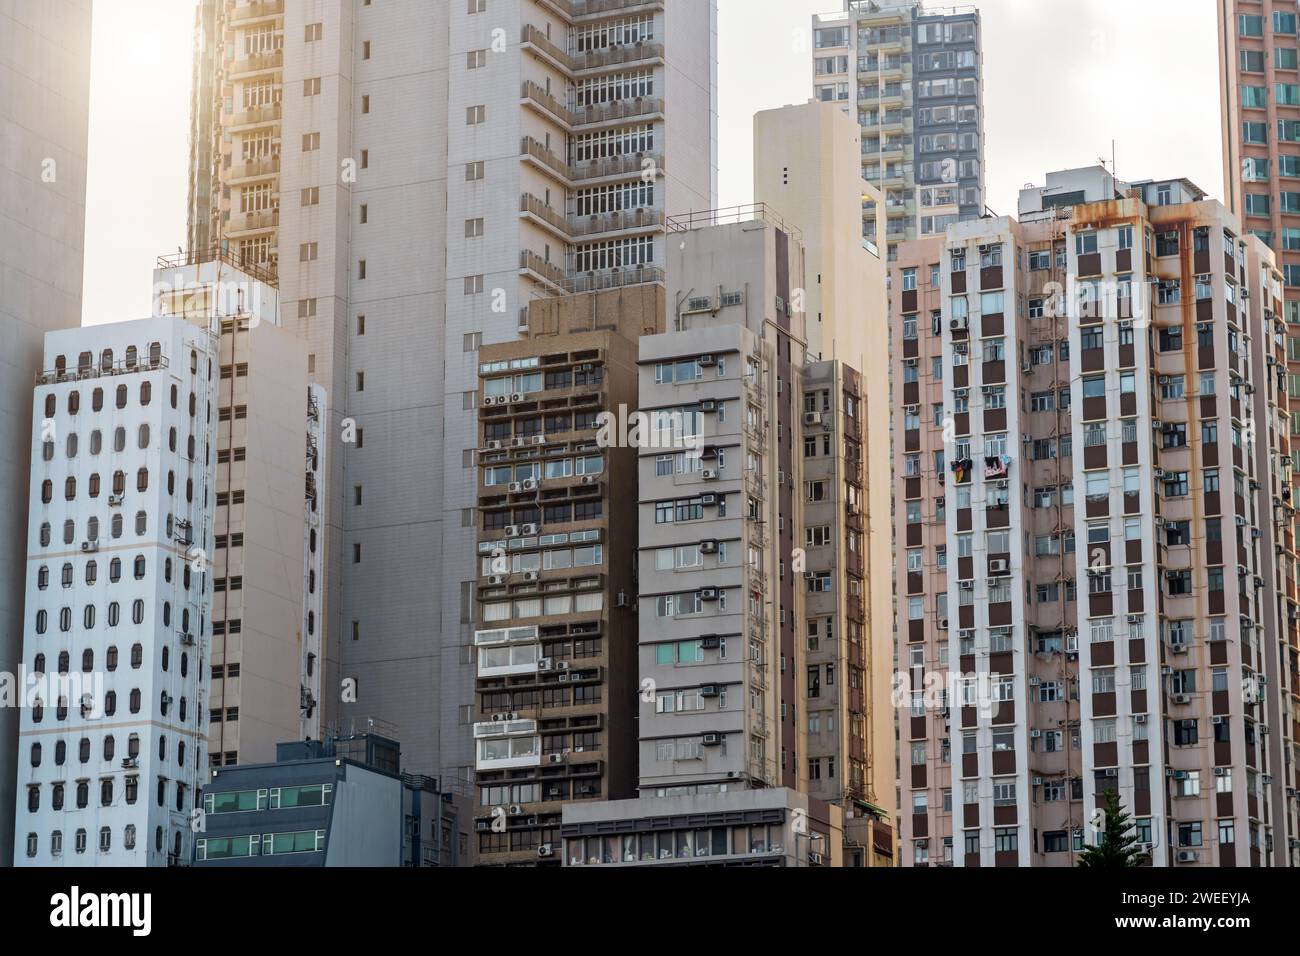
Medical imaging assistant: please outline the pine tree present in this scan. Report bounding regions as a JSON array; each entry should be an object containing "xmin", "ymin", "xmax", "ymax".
[{"xmin": 1077, "ymin": 789, "xmax": 1149, "ymax": 868}]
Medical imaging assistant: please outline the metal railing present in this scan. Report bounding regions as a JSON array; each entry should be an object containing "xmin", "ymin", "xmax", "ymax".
[{"xmin": 666, "ymin": 203, "xmax": 802, "ymax": 242}]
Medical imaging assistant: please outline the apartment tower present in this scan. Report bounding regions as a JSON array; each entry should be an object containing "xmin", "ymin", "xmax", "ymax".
[
  {"xmin": 0, "ymin": 0, "xmax": 93, "ymax": 863},
  {"xmin": 152, "ymin": 254, "xmax": 324, "ymax": 764},
  {"xmin": 188, "ymin": 0, "xmax": 719, "ymax": 783},
  {"xmin": 471, "ymin": 283, "xmax": 663, "ymax": 865},
  {"xmin": 14, "ymin": 317, "xmax": 217, "ymax": 866},
  {"xmin": 811, "ymin": 0, "xmax": 984, "ymax": 262},
  {"xmin": 893, "ymin": 165, "xmax": 1299, "ymax": 866}
]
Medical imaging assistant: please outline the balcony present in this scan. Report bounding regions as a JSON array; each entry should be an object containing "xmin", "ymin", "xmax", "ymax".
[
  {"xmin": 228, "ymin": 49, "xmax": 283, "ymax": 78},
  {"xmin": 536, "ymin": 0, "xmax": 665, "ymax": 20},
  {"xmin": 520, "ymin": 136, "xmax": 572, "ymax": 184},
  {"xmin": 568, "ymin": 206, "xmax": 665, "ymax": 238},
  {"xmin": 227, "ymin": 155, "xmax": 280, "ymax": 183},
  {"xmin": 521, "ymin": 25, "xmax": 574, "ymax": 71},
  {"xmin": 229, "ymin": 0, "xmax": 283, "ymax": 24},
  {"xmin": 521, "ymin": 80, "xmax": 577, "ymax": 128},
  {"xmin": 574, "ymin": 96, "xmax": 664, "ymax": 129},
  {"xmin": 574, "ymin": 40, "xmax": 665, "ymax": 73},
  {"xmin": 561, "ymin": 265, "xmax": 664, "ymax": 295},
  {"xmin": 225, "ymin": 208, "xmax": 279, "ymax": 237},
  {"xmin": 520, "ymin": 250, "xmax": 567, "ymax": 292},
  {"xmin": 520, "ymin": 193, "xmax": 570, "ymax": 240},
  {"xmin": 570, "ymin": 151, "xmax": 663, "ymax": 183},
  {"xmin": 226, "ymin": 103, "xmax": 281, "ymax": 131}
]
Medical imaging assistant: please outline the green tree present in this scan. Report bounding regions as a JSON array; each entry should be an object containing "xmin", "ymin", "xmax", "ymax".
[{"xmin": 1077, "ymin": 789, "xmax": 1149, "ymax": 868}]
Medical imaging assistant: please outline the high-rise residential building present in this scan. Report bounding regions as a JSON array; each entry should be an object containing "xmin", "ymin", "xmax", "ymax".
[
  {"xmin": 892, "ymin": 165, "xmax": 1299, "ymax": 867},
  {"xmin": 811, "ymin": 0, "xmax": 984, "ymax": 263},
  {"xmin": 625, "ymin": 200, "xmax": 894, "ymax": 867},
  {"xmin": 1218, "ymin": 0, "xmax": 1300, "ymax": 561},
  {"xmin": 152, "ymin": 253, "xmax": 325, "ymax": 764},
  {"xmin": 14, "ymin": 317, "xmax": 217, "ymax": 866},
  {"xmin": 470, "ymin": 283, "xmax": 663, "ymax": 866},
  {"xmin": 187, "ymin": 0, "xmax": 719, "ymax": 784},
  {"xmin": 753, "ymin": 101, "xmax": 895, "ymax": 819},
  {"xmin": 0, "ymin": 0, "xmax": 93, "ymax": 864}
]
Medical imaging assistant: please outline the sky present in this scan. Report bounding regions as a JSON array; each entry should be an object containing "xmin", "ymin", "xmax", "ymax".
[{"xmin": 82, "ymin": 0, "xmax": 1223, "ymax": 326}]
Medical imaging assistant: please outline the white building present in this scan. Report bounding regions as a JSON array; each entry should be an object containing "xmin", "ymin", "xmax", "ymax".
[{"xmin": 13, "ymin": 317, "xmax": 217, "ymax": 866}]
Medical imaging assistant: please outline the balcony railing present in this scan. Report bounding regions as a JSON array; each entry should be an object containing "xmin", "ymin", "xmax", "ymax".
[
  {"xmin": 521, "ymin": 25, "xmax": 574, "ymax": 70},
  {"xmin": 520, "ymin": 193, "xmax": 569, "ymax": 236},
  {"xmin": 227, "ymin": 155, "xmax": 280, "ymax": 181},
  {"xmin": 229, "ymin": 0, "xmax": 284, "ymax": 23},
  {"xmin": 539, "ymin": 0, "xmax": 665, "ymax": 19},
  {"xmin": 571, "ymin": 152, "xmax": 662, "ymax": 181},
  {"xmin": 521, "ymin": 81, "xmax": 577, "ymax": 127},
  {"xmin": 560, "ymin": 265, "xmax": 664, "ymax": 295},
  {"xmin": 575, "ymin": 96, "xmax": 663, "ymax": 127},
  {"xmin": 228, "ymin": 50, "xmax": 283, "ymax": 76},
  {"xmin": 520, "ymin": 250, "xmax": 567, "ymax": 289},
  {"xmin": 226, "ymin": 208, "xmax": 279, "ymax": 235},
  {"xmin": 567, "ymin": 207, "xmax": 665, "ymax": 238},
  {"xmin": 575, "ymin": 40, "xmax": 664, "ymax": 71},
  {"xmin": 226, "ymin": 103, "xmax": 281, "ymax": 129}
]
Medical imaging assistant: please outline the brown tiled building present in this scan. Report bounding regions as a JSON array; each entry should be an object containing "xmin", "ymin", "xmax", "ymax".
[{"xmin": 893, "ymin": 165, "xmax": 1299, "ymax": 866}]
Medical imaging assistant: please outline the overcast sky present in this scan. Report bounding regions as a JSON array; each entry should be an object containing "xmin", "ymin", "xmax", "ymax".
[{"xmin": 82, "ymin": 0, "xmax": 1222, "ymax": 326}]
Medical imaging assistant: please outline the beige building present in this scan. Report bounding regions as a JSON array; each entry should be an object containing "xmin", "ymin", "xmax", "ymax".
[
  {"xmin": 754, "ymin": 101, "xmax": 894, "ymax": 827},
  {"xmin": 0, "ymin": 0, "xmax": 93, "ymax": 863},
  {"xmin": 893, "ymin": 165, "xmax": 1298, "ymax": 866},
  {"xmin": 152, "ymin": 254, "xmax": 319, "ymax": 768}
]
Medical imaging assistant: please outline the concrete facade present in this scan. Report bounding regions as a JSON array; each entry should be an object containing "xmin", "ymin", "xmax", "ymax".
[{"xmin": 0, "ymin": 0, "xmax": 92, "ymax": 864}]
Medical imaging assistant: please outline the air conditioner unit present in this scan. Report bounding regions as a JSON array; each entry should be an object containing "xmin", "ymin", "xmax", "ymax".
[
  {"xmin": 532, "ymin": 436, "xmax": 547, "ymax": 446},
  {"xmin": 558, "ymin": 674, "xmax": 570, "ymax": 683},
  {"xmin": 1172, "ymin": 693, "xmax": 1191, "ymax": 705},
  {"xmin": 537, "ymin": 844, "xmax": 554, "ymax": 858},
  {"xmin": 702, "ymin": 733, "xmax": 722, "ymax": 746},
  {"xmin": 80, "ymin": 541, "xmax": 98, "ymax": 553},
  {"xmin": 488, "ymin": 575, "xmax": 507, "ymax": 587},
  {"xmin": 701, "ymin": 635, "xmax": 721, "ymax": 649},
  {"xmin": 475, "ymin": 820, "xmax": 491, "ymax": 832},
  {"xmin": 488, "ymin": 440, "xmax": 504, "ymax": 451},
  {"xmin": 1134, "ymin": 714, "xmax": 1147, "ymax": 724},
  {"xmin": 1213, "ymin": 767, "xmax": 1226, "ymax": 777},
  {"xmin": 1104, "ymin": 768, "xmax": 1119, "ymax": 778},
  {"xmin": 538, "ymin": 658, "xmax": 554, "ymax": 671},
  {"xmin": 700, "ymin": 684, "xmax": 720, "ymax": 698},
  {"xmin": 702, "ymin": 469, "xmax": 718, "ymax": 481},
  {"xmin": 481, "ymin": 396, "xmax": 495, "ymax": 409},
  {"xmin": 120, "ymin": 758, "xmax": 138, "ymax": 769},
  {"xmin": 522, "ymin": 524, "xmax": 539, "ymax": 535},
  {"xmin": 505, "ymin": 525, "xmax": 520, "ymax": 536},
  {"xmin": 512, "ymin": 437, "xmax": 527, "ymax": 447},
  {"xmin": 107, "ymin": 495, "xmax": 123, "ymax": 507},
  {"xmin": 701, "ymin": 400, "xmax": 718, "ymax": 413},
  {"xmin": 701, "ymin": 494, "xmax": 718, "ymax": 506},
  {"xmin": 1030, "ymin": 730, "xmax": 1042, "ymax": 739},
  {"xmin": 522, "ymin": 479, "xmax": 539, "ymax": 492},
  {"xmin": 959, "ymin": 580, "xmax": 973, "ymax": 591},
  {"xmin": 950, "ymin": 317, "xmax": 969, "ymax": 332},
  {"xmin": 1028, "ymin": 677, "xmax": 1041, "ymax": 687},
  {"xmin": 699, "ymin": 355, "xmax": 717, "ymax": 367},
  {"xmin": 804, "ymin": 412, "xmax": 823, "ymax": 426},
  {"xmin": 548, "ymin": 754, "xmax": 564, "ymax": 765},
  {"xmin": 180, "ymin": 633, "xmax": 195, "ymax": 647},
  {"xmin": 1176, "ymin": 850, "xmax": 1198, "ymax": 863},
  {"xmin": 581, "ymin": 475, "xmax": 597, "ymax": 485},
  {"xmin": 1260, "ymin": 724, "xmax": 1270, "ymax": 735},
  {"xmin": 1126, "ymin": 615, "xmax": 1142, "ymax": 625},
  {"xmin": 523, "ymin": 571, "xmax": 539, "ymax": 583},
  {"xmin": 1158, "ymin": 376, "xmax": 1172, "ymax": 386},
  {"xmin": 508, "ymin": 482, "xmax": 523, "ymax": 493},
  {"xmin": 1211, "ymin": 715, "xmax": 1224, "ymax": 725},
  {"xmin": 700, "ymin": 540, "xmax": 719, "ymax": 554},
  {"xmin": 510, "ymin": 393, "xmax": 525, "ymax": 403},
  {"xmin": 491, "ymin": 713, "xmax": 508, "ymax": 722},
  {"xmin": 1151, "ymin": 420, "xmax": 1164, "ymax": 432},
  {"xmin": 809, "ymin": 852, "xmax": 824, "ymax": 865},
  {"xmin": 509, "ymin": 805, "xmax": 524, "ymax": 816},
  {"xmin": 556, "ymin": 662, "xmax": 569, "ymax": 672},
  {"xmin": 1032, "ymin": 775, "xmax": 1043, "ymax": 785},
  {"xmin": 938, "ymin": 618, "xmax": 949, "ymax": 630},
  {"xmin": 700, "ymin": 587, "xmax": 720, "ymax": 601},
  {"xmin": 989, "ymin": 559, "xmax": 1009, "ymax": 574}
]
